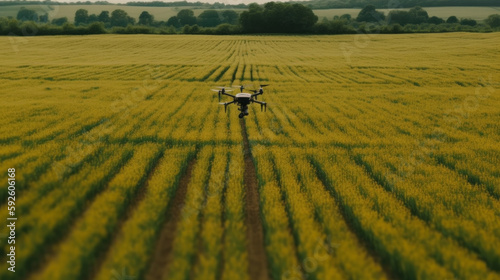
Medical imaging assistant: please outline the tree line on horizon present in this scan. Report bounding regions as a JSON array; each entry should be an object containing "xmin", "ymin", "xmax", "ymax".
[
  {"xmin": 1, "ymin": 3, "xmax": 500, "ymax": 36},
  {"xmin": 296, "ymin": 0, "xmax": 500, "ymax": 9},
  {"xmin": 0, "ymin": 0, "xmax": 246, "ymax": 9},
  {"xmin": 1, "ymin": 0, "xmax": 499, "ymax": 9}
]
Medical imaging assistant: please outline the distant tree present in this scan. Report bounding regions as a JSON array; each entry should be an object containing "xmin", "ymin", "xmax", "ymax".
[
  {"xmin": 460, "ymin": 18, "xmax": 477, "ymax": 26},
  {"xmin": 446, "ymin": 16, "xmax": 459, "ymax": 24},
  {"xmin": 39, "ymin": 13, "xmax": 48, "ymax": 23},
  {"xmin": 387, "ymin": 7, "xmax": 428, "ymax": 25},
  {"xmin": 182, "ymin": 24, "xmax": 200, "ymax": 34},
  {"xmin": 340, "ymin": 13, "xmax": 351, "ymax": 21},
  {"xmin": 391, "ymin": 23, "xmax": 403, "ymax": 33},
  {"xmin": 98, "ymin": 11, "xmax": 110, "ymax": 23},
  {"xmin": 249, "ymin": 3, "xmax": 264, "ymax": 12},
  {"xmin": 75, "ymin": 9, "xmax": 89, "ymax": 25},
  {"xmin": 313, "ymin": 22, "xmax": 329, "ymax": 34},
  {"xmin": 88, "ymin": 14, "xmax": 98, "ymax": 24},
  {"xmin": 177, "ymin": 9, "xmax": 197, "ymax": 26},
  {"xmin": 388, "ymin": 10, "xmax": 410, "ymax": 25},
  {"xmin": 328, "ymin": 19, "xmax": 351, "ymax": 33},
  {"xmin": 428, "ymin": 16, "xmax": 444, "ymax": 24},
  {"xmin": 215, "ymin": 23, "xmax": 237, "ymax": 34},
  {"xmin": 240, "ymin": 2, "xmax": 316, "ymax": 33},
  {"xmin": 17, "ymin": 7, "xmax": 38, "ymax": 21},
  {"xmin": 167, "ymin": 16, "xmax": 180, "ymax": 28},
  {"xmin": 356, "ymin": 5, "xmax": 385, "ymax": 23},
  {"xmin": 221, "ymin": 10, "xmax": 238, "ymax": 24},
  {"xmin": 190, "ymin": 24, "xmax": 200, "ymax": 33},
  {"xmin": 264, "ymin": 2, "xmax": 317, "ymax": 33},
  {"xmin": 20, "ymin": 21, "xmax": 38, "ymax": 35},
  {"xmin": 111, "ymin": 9, "xmax": 135, "ymax": 27},
  {"xmin": 138, "ymin": 11, "xmax": 154, "ymax": 25},
  {"xmin": 239, "ymin": 3, "xmax": 264, "ymax": 33},
  {"xmin": 408, "ymin": 6, "xmax": 428, "ymax": 24},
  {"xmin": 485, "ymin": 14, "xmax": 500, "ymax": 28},
  {"xmin": 87, "ymin": 22, "xmax": 106, "ymax": 34},
  {"xmin": 51, "ymin": 17, "xmax": 68, "ymax": 26},
  {"xmin": 197, "ymin": 10, "xmax": 221, "ymax": 27},
  {"xmin": 62, "ymin": 22, "xmax": 76, "ymax": 32}
]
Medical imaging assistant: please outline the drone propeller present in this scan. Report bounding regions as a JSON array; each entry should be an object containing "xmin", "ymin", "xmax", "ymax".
[
  {"xmin": 213, "ymin": 86, "xmax": 233, "ymax": 94},
  {"xmin": 232, "ymin": 84, "xmax": 251, "ymax": 93},
  {"xmin": 249, "ymin": 84, "xmax": 269, "ymax": 100},
  {"xmin": 212, "ymin": 88, "xmax": 232, "ymax": 92},
  {"xmin": 249, "ymin": 84, "xmax": 269, "ymax": 90},
  {"xmin": 212, "ymin": 87, "xmax": 234, "ymax": 102},
  {"xmin": 219, "ymin": 101, "xmax": 235, "ymax": 112},
  {"xmin": 219, "ymin": 102, "xmax": 227, "ymax": 112}
]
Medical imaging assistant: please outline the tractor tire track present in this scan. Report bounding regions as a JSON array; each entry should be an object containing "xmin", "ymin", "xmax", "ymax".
[
  {"xmin": 144, "ymin": 156, "xmax": 197, "ymax": 280},
  {"xmin": 240, "ymin": 118, "xmax": 270, "ymax": 280}
]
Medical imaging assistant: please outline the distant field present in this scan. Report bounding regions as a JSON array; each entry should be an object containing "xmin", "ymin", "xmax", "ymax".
[
  {"xmin": 0, "ymin": 33, "xmax": 499, "ymax": 280},
  {"xmin": 0, "ymin": 4, "xmax": 498, "ymax": 22},
  {"xmin": 315, "ymin": 6, "xmax": 500, "ymax": 21},
  {"xmin": 0, "ymin": 4, "xmax": 245, "ymax": 21}
]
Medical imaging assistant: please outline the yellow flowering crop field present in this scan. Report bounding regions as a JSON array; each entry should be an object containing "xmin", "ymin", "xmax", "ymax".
[{"xmin": 0, "ymin": 33, "xmax": 499, "ymax": 280}]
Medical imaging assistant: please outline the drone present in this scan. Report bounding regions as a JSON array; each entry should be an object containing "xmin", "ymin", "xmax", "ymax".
[{"xmin": 212, "ymin": 85, "xmax": 269, "ymax": 119}]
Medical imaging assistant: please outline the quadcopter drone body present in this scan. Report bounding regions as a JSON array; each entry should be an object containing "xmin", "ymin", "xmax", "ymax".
[{"xmin": 213, "ymin": 85, "xmax": 269, "ymax": 119}]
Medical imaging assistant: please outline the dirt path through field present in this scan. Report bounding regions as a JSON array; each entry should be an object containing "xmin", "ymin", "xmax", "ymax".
[
  {"xmin": 145, "ymin": 157, "xmax": 197, "ymax": 280},
  {"xmin": 240, "ymin": 118, "xmax": 270, "ymax": 280}
]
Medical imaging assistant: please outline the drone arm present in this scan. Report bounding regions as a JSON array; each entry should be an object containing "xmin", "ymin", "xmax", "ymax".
[
  {"xmin": 251, "ymin": 100, "xmax": 267, "ymax": 112},
  {"xmin": 222, "ymin": 92, "xmax": 236, "ymax": 98},
  {"xmin": 251, "ymin": 99, "xmax": 265, "ymax": 105},
  {"xmin": 220, "ymin": 100, "xmax": 236, "ymax": 112}
]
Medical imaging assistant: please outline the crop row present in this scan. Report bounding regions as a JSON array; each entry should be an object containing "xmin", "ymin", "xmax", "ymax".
[{"xmin": 0, "ymin": 145, "xmax": 134, "ymax": 280}]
